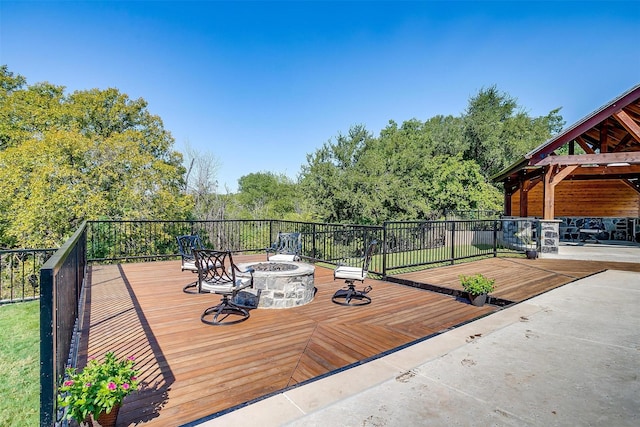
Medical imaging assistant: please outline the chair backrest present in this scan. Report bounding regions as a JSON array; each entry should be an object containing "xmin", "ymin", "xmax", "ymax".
[
  {"xmin": 272, "ymin": 232, "xmax": 301, "ymax": 255},
  {"xmin": 361, "ymin": 240, "xmax": 378, "ymax": 274},
  {"xmin": 176, "ymin": 235, "xmax": 204, "ymax": 260},
  {"xmin": 193, "ymin": 249, "xmax": 237, "ymax": 288}
]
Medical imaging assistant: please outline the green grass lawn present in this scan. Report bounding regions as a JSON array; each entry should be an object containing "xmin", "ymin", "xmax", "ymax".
[{"xmin": 0, "ymin": 301, "xmax": 39, "ymax": 426}]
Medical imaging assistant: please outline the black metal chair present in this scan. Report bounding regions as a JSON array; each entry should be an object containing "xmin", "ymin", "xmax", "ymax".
[
  {"xmin": 266, "ymin": 232, "xmax": 302, "ymax": 262},
  {"xmin": 332, "ymin": 240, "xmax": 377, "ymax": 306},
  {"xmin": 177, "ymin": 235, "xmax": 205, "ymax": 293},
  {"xmin": 194, "ymin": 249, "xmax": 255, "ymax": 325}
]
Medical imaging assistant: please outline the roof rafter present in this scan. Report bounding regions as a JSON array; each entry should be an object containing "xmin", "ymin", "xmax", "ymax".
[{"xmin": 613, "ymin": 109, "xmax": 640, "ymax": 143}]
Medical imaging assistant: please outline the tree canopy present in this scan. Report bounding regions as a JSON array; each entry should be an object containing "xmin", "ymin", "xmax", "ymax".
[
  {"xmin": 300, "ymin": 86, "xmax": 564, "ymax": 223},
  {"xmin": 236, "ymin": 172, "xmax": 308, "ymax": 220},
  {"xmin": 0, "ymin": 66, "xmax": 190, "ymax": 247}
]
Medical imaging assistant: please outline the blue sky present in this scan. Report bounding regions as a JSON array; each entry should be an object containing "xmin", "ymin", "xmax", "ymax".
[{"xmin": 2, "ymin": 1, "xmax": 639, "ymax": 192}]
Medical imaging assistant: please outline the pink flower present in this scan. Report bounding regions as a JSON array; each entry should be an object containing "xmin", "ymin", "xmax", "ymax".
[
  {"xmin": 85, "ymin": 383, "xmax": 92, "ymax": 387},
  {"xmin": 122, "ymin": 383, "xmax": 130, "ymax": 390},
  {"xmin": 63, "ymin": 380, "xmax": 74, "ymax": 387},
  {"xmin": 127, "ymin": 356, "xmax": 135, "ymax": 361},
  {"xmin": 108, "ymin": 382, "xmax": 116, "ymax": 390},
  {"xmin": 131, "ymin": 376, "xmax": 137, "ymax": 381}
]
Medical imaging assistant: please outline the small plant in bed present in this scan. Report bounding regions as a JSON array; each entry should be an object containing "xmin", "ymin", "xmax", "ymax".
[{"xmin": 459, "ymin": 273, "xmax": 495, "ymax": 306}]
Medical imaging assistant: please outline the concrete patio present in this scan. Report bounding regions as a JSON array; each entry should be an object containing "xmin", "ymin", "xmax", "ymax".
[
  {"xmin": 197, "ymin": 264, "xmax": 640, "ymax": 426},
  {"xmin": 544, "ymin": 240, "xmax": 640, "ymax": 263}
]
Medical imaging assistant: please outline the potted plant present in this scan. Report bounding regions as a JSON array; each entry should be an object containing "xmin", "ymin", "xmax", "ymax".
[
  {"xmin": 515, "ymin": 229, "xmax": 538, "ymax": 259},
  {"xmin": 459, "ymin": 273, "xmax": 495, "ymax": 307},
  {"xmin": 58, "ymin": 352, "xmax": 140, "ymax": 427}
]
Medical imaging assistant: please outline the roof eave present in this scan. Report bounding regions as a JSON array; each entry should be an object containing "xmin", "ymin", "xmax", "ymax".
[{"xmin": 491, "ymin": 157, "xmax": 529, "ymax": 182}]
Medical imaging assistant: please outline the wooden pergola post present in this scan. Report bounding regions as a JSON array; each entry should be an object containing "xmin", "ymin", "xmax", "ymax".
[
  {"xmin": 519, "ymin": 177, "xmax": 528, "ymax": 217},
  {"xmin": 542, "ymin": 165, "xmax": 578, "ymax": 220}
]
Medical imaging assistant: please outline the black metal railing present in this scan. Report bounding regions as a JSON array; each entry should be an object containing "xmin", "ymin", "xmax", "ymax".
[
  {"xmin": 83, "ymin": 218, "xmax": 535, "ymax": 276},
  {"xmin": 0, "ymin": 248, "xmax": 56, "ymax": 304},
  {"xmin": 446, "ymin": 209, "xmax": 502, "ymax": 220},
  {"xmin": 86, "ymin": 219, "xmax": 273, "ymax": 262},
  {"xmin": 39, "ymin": 222, "xmax": 87, "ymax": 427},
  {"xmin": 85, "ymin": 219, "xmax": 387, "ymax": 272}
]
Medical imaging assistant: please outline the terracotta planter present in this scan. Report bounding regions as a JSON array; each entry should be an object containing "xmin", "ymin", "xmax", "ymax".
[
  {"xmin": 468, "ymin": 292, "xmax": 487, "ymax": 307},
  {"xmin": 82, "ymin": 404, "xmax": 120, "ymax": 427}
]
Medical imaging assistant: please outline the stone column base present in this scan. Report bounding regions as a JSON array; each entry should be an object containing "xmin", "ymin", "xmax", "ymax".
[{"xmin": 538, "ymin": 220, "xmax": 561, "ymax": 257}]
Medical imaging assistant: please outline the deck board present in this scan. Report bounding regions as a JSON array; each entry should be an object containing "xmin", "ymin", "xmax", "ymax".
[
  {"xmin": 79, "ymin": 255, "xmax": 640, "ymax": 426},
  {"xmin": 394, "ymin": 256, "xmax": 640, "ymax": 302}
]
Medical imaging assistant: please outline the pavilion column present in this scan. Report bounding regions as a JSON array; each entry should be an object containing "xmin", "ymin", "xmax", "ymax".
[
  {"xmin": 519, "ymin": 178, "xmax": 528, "ymax": 217},
  {"xmin": 519, "ymin": 178, "xmax": 540, "ymax": 218},
  {"xmin": 543, "ymin": 167, "xmax": 554, "ymax": 220},
  {"xmin": 542, "ymin": 165, "xmax": 578, "ymax": 220},
  {"xmin": 504, "ymin": 190, "xmax": 512, "ymax": 216}
]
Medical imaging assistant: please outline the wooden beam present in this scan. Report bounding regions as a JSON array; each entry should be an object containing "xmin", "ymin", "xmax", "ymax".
[
  {"xmin": 600, "ymin": 120, "xmax": 609, "ymax": 152},
  {"xmin": 621, "ymin": 179, "xmax": 640, "ymax": 195},
  {"xmin": 551, "ymin": 165, "xmax": 578, "ymax": 185},
  {"xmin": 543, "ymin": 166, "xmax": 554, "ymax": 219},
  {"xmin": 504, "ymin": 190, "xmax": 512, "ymax": 216},
  {"xmin": 613, "ymin": 134, "xmax": 633, "ymax": 152},
  {"xmin": 541, "ymin": 165, "xmax": 577, "ymax": 220},
  {"xmin": 570, "ymin": 164, "xmax": 640, "ymax": 176},
  {"xmin": 517, "ymin": 177, "xmax": 525, "ymax": 217},
  {"xmin": 566, "ymin": 176, "xmax": 640, "ymax": 182},
  {"xmin": 576, "ymin": 136, "xmax": 596, "ymax": 154},
  {"xmin": 613, "ymin": 109, "xmax": 640, "ymax": 143},
  {"xmin": 533, "ymin": 152, "xmax": 640, "ymax": 166}
]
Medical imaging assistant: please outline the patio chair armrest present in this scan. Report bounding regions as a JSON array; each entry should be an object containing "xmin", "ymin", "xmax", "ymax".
[{"xmin": 237, "ymin": 280, "xmax": 253, "ymax": 291}]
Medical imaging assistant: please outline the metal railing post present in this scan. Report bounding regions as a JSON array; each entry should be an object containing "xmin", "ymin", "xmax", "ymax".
[
  {"xmin": 382, "ymin": 222, "xmax": 388, "ymax": 278},
  {"xmin": 269, "ymin": 220, "xmax": 273, "ymax": 250},
  {"xmin": 493, "ymin": 219, "xmax": 498, "ymax": 257},
  {"xmin": 312, "ymin": 223, "xmax": 317, "ymax": 259},
  {"xmin": 450, "ymin": 221, "xmax": 456, "ymax": 264},
  {"xmin": 39, "ymin": 267, "xmax": 55, "ymax": 426}
]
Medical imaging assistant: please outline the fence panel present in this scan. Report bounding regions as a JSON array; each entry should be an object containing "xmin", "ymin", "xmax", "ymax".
[
  {"xmin": 0, "ymin": 248, "xmax": 56, "ymax": 303},
  {"xmin": 83, "ymin": 218, "xmax": 535, "ymax": 274},
  {"xmin": 383, "ymin": 221, "xmax": 450, "ymax": 271},
  {"xmin": 40, "ymin": 223, "xmax": 87, "ymax": 426}
]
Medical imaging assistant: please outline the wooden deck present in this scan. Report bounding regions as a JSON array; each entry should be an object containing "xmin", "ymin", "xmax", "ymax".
[
  {"xmin": 79, "ymin": 255, "xmax": 640, "ymax": 426},
  {"xmin": 394, "ymin": 257, "xmax": 640, "ymax": 303}
]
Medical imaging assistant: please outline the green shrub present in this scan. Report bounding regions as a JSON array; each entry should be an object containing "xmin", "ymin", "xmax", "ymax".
[{"xmin": 459, "ymin": 273, "xmax": 495, "ymax": 295}]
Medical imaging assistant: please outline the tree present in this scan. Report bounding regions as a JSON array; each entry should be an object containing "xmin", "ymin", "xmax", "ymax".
[
  {"xmin": 182, "ymin": 142, "xmax": 228, "ymax": 221},
  {"xmin": 300, "ymin": 125, "xmax": 375, "ymax": 223},
  {"xmin": 0, "ymin": 67, "xmax": 190, "ymax": 247},
  {"xmin": 237, "ymin": 172, "xmax": 302, "ymax": 220},
  {"xmin": 422, "ymin": 155, "xmax": 502, "ymax": 213},
  {"xmin": 462, "ymin": 85, "xmax": 564, "ymax": 177}
]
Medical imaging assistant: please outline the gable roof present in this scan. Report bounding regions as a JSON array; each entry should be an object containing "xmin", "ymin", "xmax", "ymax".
[{"xmin": 493, "ymin": 83, "xmax": 640, "ymax": 183}]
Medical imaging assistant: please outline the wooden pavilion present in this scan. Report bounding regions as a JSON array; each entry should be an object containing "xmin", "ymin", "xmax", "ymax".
[{"xmin": 493, "ymin": 84, "xmax": 640, "ymax": 223}]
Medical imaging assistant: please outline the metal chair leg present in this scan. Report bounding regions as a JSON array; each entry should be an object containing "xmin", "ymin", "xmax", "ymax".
[
  {"xmin": 332, "ymin": 282, "xmax": 372, "ymax": 306},
  {"xmin": 183, "ymin": 281, "xmax": 200, "ymax": 293},
  {"xmin": 201, "ymin": 295, "xmax": 250, "ymax": 325}
]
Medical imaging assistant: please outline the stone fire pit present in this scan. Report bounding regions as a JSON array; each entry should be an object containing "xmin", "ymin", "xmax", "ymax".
[{"xmin": 234, "ymin": 261, "xmax": 315, "ymax": 309}]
